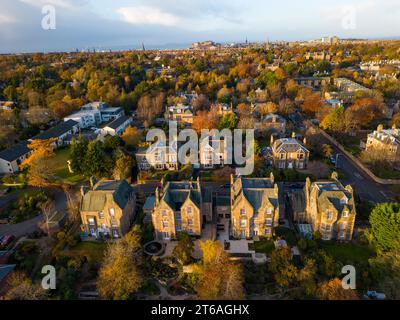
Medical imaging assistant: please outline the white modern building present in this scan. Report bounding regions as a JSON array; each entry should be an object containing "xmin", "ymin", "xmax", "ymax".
[
  {"xmin": 64, "ymin": 102, "xmax": 124, "ymax": 129},
  {"xmin": 101, "ymin": 116, "xmax": 133, "ymax": 137},
  {"xmin": 0, "ymin": 141, "xmax": 31, "ymax": 174}
]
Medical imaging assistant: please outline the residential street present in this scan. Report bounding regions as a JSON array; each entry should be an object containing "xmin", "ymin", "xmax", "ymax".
[
  {"xmin": 0, "ymin": 187, "xmax": 68, "ymax": 237},
  {"xmin": 322, "ymin": 138, "xmax": 395, "ymax": 204}
]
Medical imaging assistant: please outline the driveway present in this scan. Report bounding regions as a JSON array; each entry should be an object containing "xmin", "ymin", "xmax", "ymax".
[
  {"xmin": 0, "ymin": 214, "xmax": 43, "ymax": 237},
  {"xmin": 0, "ymin": 187, "xmax": 69, "ymax": 238},
  {"xmin": 217, "ymin": 219, "xmax": 254, "ymax": 254}
]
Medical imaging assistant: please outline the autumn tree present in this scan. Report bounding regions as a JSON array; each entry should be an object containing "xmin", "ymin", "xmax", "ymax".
[
  {"xmin": 137, "ymin": 92, "xmax": 165, "ymax": 123},
  {"xmin": 24, "ymin": 106, "xmax": 52, "ymax": 125},
  {"xmin": 5, "ymin": 272, "xmax": 47, "ymax": 300},
  {"xmin": 172, "ymin": 232, "xmax": 195, "ymax": 266},
  {"xmin": 218, "ymin": 113, "xmax": 238, "ymax": 130},
  {"xmin": 392, "ymin": 113, "xmax": 400, "ymax": 127},
  {"xmin": 316, "ymin": 278, "xmax": 359, "ymax": 300},
  {"xmin": 297, "ymin": 258, "xmax": 317, "ymax": 297},
  {"xmin": 258, "ymin": 102, "xmax": 278, "ymax": 116},
  {"xmin": 217, "ymin": 87, "xmax": 232, "ymax": 104},
  {"xmin": 192, "ymin": 94, "xmax": 211, "ymax": 112},
  {"xmin": 192, "ymin": 109, "xmax": 220, "ymax": 134},
  {"xmin": 21, "ymin": 139, "xmax": 57, "ymax": 187},
  {"xmin": 194, "ymin": 241, "xmax": 245, "ymax": 300},
  {"xmin": 97, "ymin": 229, "xmax": 143, "ymax": 300},
  {"xmin": 113, "ymin": 151, "xmax": 133, "ymax": 181},
  {"xmin": 369, "ymin": 250, "xmax": 400, "ymax": 299},
  {"xmin": 121, "ymin": 126, "xmax": 141, "ymax": 147},
  {"xmin": 345, "ymin": 98, "xmax": 387, "ymax": 130},
  {"xmin": 301, "ymin": 93, "xmax": 324, "ymax": 115},
  {"xmin": 269, "ymin": 247, "xmax": 297, "ymax": 288}
]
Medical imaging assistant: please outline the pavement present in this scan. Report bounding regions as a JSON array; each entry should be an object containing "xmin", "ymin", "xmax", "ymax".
[
  {"xmin": 326, "ymin": 142, "xmax": 396, "ymax": 203},
  {"xmin": 0, "ymin": 187, "xmax": 69, "ymax": 238}
]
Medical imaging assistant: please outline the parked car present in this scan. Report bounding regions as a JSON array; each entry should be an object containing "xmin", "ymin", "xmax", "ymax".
[
  {"xmin": 329, "ymin": 155, "xmax": 337, "ymax": 165},
  {"xmin": 0, "ymin": 235, "xmax": 15, "ymax": 249},
  {"xmin": 364, "ymin": 291, "xmax": 386, "ymax": 300}
]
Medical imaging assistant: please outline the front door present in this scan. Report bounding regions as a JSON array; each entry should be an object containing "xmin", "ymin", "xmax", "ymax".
[{"xmin": 163, "ymin": 232, "xmax": 170, "ymax": 240}]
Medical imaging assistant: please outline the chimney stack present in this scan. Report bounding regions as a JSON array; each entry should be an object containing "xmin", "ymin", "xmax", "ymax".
[
  {"xmin": 89, "ymin": 176, "xmax": 97, "ymax": 190},
  {"xmin": 377, "ymin": 124, "xmax": 384, "ymax": 132}
]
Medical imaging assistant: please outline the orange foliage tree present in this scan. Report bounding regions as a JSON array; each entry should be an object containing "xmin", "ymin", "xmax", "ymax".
[{"xmin": 21, "ymin": 139, "xmax": 57, "ymax": 187}]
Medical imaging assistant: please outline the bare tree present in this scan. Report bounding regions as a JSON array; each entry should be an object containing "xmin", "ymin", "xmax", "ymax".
[{"xmin": 39, "ymin": 200, "xmax": 56, "ymax": 236}]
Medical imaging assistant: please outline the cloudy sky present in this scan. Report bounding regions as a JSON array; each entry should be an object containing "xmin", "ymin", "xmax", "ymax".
[{"xmin": 1, "ymin": 0, "xmax": 400, "ymax": 53}]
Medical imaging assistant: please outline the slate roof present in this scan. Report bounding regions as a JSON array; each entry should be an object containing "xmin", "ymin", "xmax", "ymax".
[
  {"xmin": 81, "ymin": 180, "xmax": 133, "ymax": 212},
  {"xmin": 105, "ymin": 116, "xmax": 132, "ymax": 130},
  {"xmin": 143, "ymin": 196, "xmax": 156, "ymax": 211},
  {"xmin": 264, "ymin": 113, "xmax": 286, "ymax": 124},
  {"xmin": 33, "ymin": 120, "xmax": 78, "ymax": 140},
  {"xmin": 232, "ymin": 176, "xmax": 278, "ymax": 212},
  {"xmin": 161, "ymin": 181, "xmax": 201, "ymax": 211},
  {"xmin": 368, "ymin": 129, "xmax": 400, "ymax": 146},
  {"xmin": 0, "ymin": 141, "xmax": 30, "ymax": 162},
  {"xmin": 314, "ymin": 181, "xmax": 354, "ymax": 213},
  {"xmin": 273, "ymin": 138, "xmax": 309, "ymax": 154}
]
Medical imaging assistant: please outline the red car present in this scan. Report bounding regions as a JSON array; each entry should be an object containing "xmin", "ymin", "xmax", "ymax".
[{"xmin": 0, "ymin": 235, "xmax": 15, "ymax": 249}]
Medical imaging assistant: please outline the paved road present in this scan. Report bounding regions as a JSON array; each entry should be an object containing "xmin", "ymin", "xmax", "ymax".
[
  {"xmin": 0, "ymin": 187, "xmax": 69, "ymax": 238},
  {"xmin": 0, "ymin": 214, "xmax": 43, "ymax": 237},
  {"xmin": 323, "ymin": 139, "xmax": 395, "ymax": 203}
]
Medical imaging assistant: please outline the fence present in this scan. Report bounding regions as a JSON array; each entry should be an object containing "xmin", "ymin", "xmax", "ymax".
[{"xmin": 316, "ymin": 127, "xmax": 400, "ymax": 185}]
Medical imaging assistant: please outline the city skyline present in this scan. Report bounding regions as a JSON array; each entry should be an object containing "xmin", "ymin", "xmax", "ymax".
[{"xmin": 1, "ymin": 0, "xmax": 400, "ymax": 53}]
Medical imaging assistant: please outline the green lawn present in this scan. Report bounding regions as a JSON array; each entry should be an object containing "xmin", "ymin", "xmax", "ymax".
[
  {"xmin": 249, "ymin": 238, "xmax": 275, "ymax": 254},
  {"xmin": 369, "ymin": 165, "xmax": 400, "ymax": 180},
  {"xmin": 63, "ymin": 241, "xmax": 107, "ymax": 263},
  {"xmin": 47, "ymin": 148, "xmax": 85, "ymax": 184},
  {"xmin": 318, "ymin": 242, "xmax": 375, "ymax": 264}
]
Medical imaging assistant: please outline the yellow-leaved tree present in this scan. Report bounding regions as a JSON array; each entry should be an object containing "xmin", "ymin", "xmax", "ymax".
[
  {"xmin": 21, "ymin": 138, "xmax": 57, "ymax": 187},
  {"xmin": 97, "ymin": 227, "xmax": 143, "ymax": 300},
  {"xmin": 194, "ymin": 240, "xmax": 245, "ymax": 300}
]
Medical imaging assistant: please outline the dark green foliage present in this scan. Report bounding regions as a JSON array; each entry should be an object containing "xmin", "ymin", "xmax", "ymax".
[{"xmin": 369, "ymin": 203, "xmax": 400, "ymax": 252}]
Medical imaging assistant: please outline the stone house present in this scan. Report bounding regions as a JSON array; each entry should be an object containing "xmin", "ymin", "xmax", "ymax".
[
  {"xmin": 152, "ymin": 178, "xmax": 212, "ymax": 241},
  {"xmin": 365, "ymin": 124, "xmax": 400, "ymax": 163},
  {"xmin": 165, "ymin": 104, "xmax": 194, "ymax": 125},
  {"xmin": 80, "ymin": 179, "xmax": 136, "ymax": 239},
  {"xmin": 304, "ymin": 174, "xmax": 356, "ymax": 241},
  {"xmin": 270, "ymin": 134, "xmax": 310, "ymax": 169},
  {"xmin": 230, "ymin": 174, "xmax": 280, "ymax": 239}
]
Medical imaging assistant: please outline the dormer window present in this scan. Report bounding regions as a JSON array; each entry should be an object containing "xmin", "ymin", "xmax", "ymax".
[
  {"xmin": 343, "ymin": 211, "xmax": 349, "ymax": 218},
  {"xmin": 162, "ymin": 210, "xmax": 168, "ymax": 217},
  {"xmin": 187, "ymin": 207, "xmax": 192, "ymax": 215},
  {"xmin": 340, "ymin": 197, "xmax": 348, "ymax": 205},
  {"xmin": 327, "ymin": 211, "xmax": 333, "ymax": 221}
]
